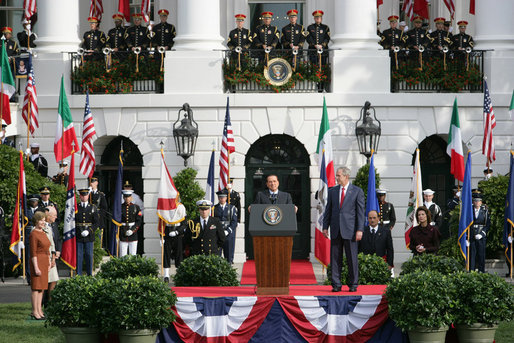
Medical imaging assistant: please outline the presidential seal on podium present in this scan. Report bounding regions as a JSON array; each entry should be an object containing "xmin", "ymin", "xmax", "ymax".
[{"xmin": 263, "ymin": 205, "xmax": 283, "ymax": 225}]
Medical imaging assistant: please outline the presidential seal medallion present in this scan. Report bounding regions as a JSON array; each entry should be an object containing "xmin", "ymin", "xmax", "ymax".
[
  {"xmin": 263, "ymin": 206, "xmax": 283, "ymax": 226},
  {"xmin": 264, "ymin": 58, "xmax": 293, "ymax": 86}
]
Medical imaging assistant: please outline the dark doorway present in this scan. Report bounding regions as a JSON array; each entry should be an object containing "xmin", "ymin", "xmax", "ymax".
[
  {"xmin": 245, "ymin": 134, "xmax": 310, "ymax": 259},
  {"xmin": 96, "ymin": 136, "xmax": 144, "ymax": 254}
]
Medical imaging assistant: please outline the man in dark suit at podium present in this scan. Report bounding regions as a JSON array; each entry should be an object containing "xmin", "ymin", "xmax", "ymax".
[
  {"xmin": 323, "ymin": 166, "xmax": 365, "ymax": 292},
  {"xmin": 253, "ymin": 175, "xmax": 293, "ymax": 205},
  {"xmin": 358, "ymin": 210, "xmax": 394, "ymax": 269}
]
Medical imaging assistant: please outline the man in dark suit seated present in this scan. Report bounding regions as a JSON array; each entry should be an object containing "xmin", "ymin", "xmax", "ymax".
[
  {"xmin": 358, "ymin": 210, "xmax": 394, "ymax": 270},
  {"xmin": 323, "ymin": 166, "xmax": 365, "ymax": 292}
]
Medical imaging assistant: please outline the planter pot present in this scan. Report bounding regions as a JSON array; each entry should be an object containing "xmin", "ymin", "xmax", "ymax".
[
  {"xmin": 456, "ymin": 323, "xmax": 498, "ymax": 343},
  {"xmin": 118, "ymin": 329, "xmax": 159, "ymax": 343},
  {"xmin": 60, "ymin": 327, "xmax": 100, "ymax": 343},
  {"xmin": 408, "ymin": 326, "xmax": 448, "ymax": 343}
]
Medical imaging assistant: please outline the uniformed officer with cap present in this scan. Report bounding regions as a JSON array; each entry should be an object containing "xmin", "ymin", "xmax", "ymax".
[
  {"xmin": 17, "ymin": 18, "xmax": 37, "ymax": 51},
  {"xmin": 186, "ymin": 200, "xmax": 225, "ymax": 256},
  {"xmin": 306, "ymin": 10, "xmax": 330, "ymax": 65},
  {"xmin": 471, "ymin": 191, "xmax": 490, "ymax": 272},
  {"xmin": 75, "ymin": 188, "xmax": 99, "ymax": 275},
  {"xmin": 428, "ymin": 17, "xmax": 452, "ymax": 56},
  {"xmin": 452, "ymin": 21, "xmax": 474, "ymax": 51},
  {"xmin": 106, "ymin": 13, "xmax": 128, "ymax": 56},
  {"xmin": 1, "ymin": 122, "xmax": 15, "ymax": 148},
  {"xmin": 252, "ymin": 11, "xmax": 280, "ymax": 62},
  {"xmin": 125, "ymin": 13, "xmax": 151, "ymax": 52},
  {"xmin": 227, "ymin": 14, "xmax": 252, "ymax": 68},
  {"xmin": 89, "ymin": 177, "xmax": 108, "ymax": 249},
  {"xmin": 81, "ymin": 17, "xmax": 106, "ymax": 60},
  {"xmin": 52, "ymin": 160, "xmax": 69, "ymax": 186},
  {"xmin": 377, "ymin": 189, "xmax": 396, "ymax": 230},
  {"xmin": 227, "ymin": 178, "xmax": 242, "ymax": 223},
  {"xmin": 379, "ymin": 15, "xmax": 404, "ymax": 51},
  {"xmin": 281, "ymin": 10, "xmax": 306, "ymax": 54},
  {"xmin": 162, "ymin": 203, "xmax": 187, "ymax": 282},
  {"xmin": 27, "ymin": 142, "xmax": 48, "ymax": 177},
  {"xmin": 152, "ymin": 9, "xmax": 176, "ymax": 50},
  {"xmin": 1, "ymin": 27, "xmax": 19, "ymax": 57},
  {"xmin": 423, "ymin": 189, "xmax": 442, "ymax": 228},
  {"xmin": 214, "ymin": 189, "xmax": 238, "ymax": 264},
  {"xmin": 405, "ymin": 16, "xmax": 429, "ymax": 62},
  {"xmin": 120, "ymin": 189, "xmax": 143, "ymax": 256}
]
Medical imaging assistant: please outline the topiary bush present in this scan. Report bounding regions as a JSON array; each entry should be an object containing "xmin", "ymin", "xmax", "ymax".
[
  {"xmin": 174, "ymin": 254, "xmax": 239, "ymax": 287},
  {"xmin": 400, "ymin": 254, "xmax": 464, "ymax": 276},
  {"xmin": 353, "ymin": 163, "xmax": 381, "ymax": 203},
  {"xmin": 325, "ymin": 253, "xmax": 392, "ymax": 285},
  {"xmin": 97, "ymin": 255, "xmax": 159, "ymax": 279},
  {"xmin": 172, "ymin": 168, "xmax": 205, "ymax": 221}
]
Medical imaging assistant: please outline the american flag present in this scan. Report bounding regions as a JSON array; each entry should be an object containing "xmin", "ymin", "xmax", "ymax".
[
  {"xmin": 402, "ymin": 0, "xmax": 414, "ymax": 21},
  {"xmin": 218, "ymin": 97, "xmax": 235, "ymax": 191},
  {"xmin": 141, "ymin": 0, "xmax": 150, "ymax": 23},
  {"xmin": 443, "ymin": 0, "xmax": 455, "ymax": 19},
  {"xmin": 79, "ymin": 91, "xmax": 97, "ymax": 178},
  {"xmin": 21, "ymin": 54, "xmax": 38, "ymax": 135},
  {"xmin": 89, "ymin": 0, "xmax": 103, "ymax": 21},
  {"xmin": 482, "ymin": 80, "xmax": 496, "ymax": 166},
  {"xmin": 23, "ymin": 0, "xmax": 36, "ymax": 21}
]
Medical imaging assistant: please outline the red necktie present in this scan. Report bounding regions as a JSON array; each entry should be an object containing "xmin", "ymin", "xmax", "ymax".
[{"xmin": 340, "ymin": 187, "xmax": 345, "ymax": 208}]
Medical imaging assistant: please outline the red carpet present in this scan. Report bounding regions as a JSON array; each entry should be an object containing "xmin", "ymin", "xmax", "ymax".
[
  {"xmin": 240, "ymin": 259, "xmax": 317, "ymax": 285},
  {"xmin": 171, "ymin": 285, "xmax": 387, "ymax": 297}
]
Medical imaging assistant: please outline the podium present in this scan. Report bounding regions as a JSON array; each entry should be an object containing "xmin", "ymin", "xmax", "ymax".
[{"xmin": 249, "ymin": 204, "xmax": 297, "ymax": 295}]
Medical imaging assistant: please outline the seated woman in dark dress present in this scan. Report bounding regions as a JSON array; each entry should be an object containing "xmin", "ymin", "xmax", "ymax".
[{"xmin": 409, "ymin": 206, "xmax": 441, "ymax": 255}]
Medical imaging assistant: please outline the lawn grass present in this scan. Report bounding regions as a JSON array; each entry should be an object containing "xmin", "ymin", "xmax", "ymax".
[{"xmin": 0, "ymin": 302, "xmax": 512, "ymax": 342}]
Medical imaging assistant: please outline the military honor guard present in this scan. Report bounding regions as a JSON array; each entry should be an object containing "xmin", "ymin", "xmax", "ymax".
[
  {"xmin": 17, "ymin": 19, "xmax": 37, "ymax": 52},
  {"xmin": 152, "ymin": 9, "xmax": 176, "ymax": 50},
  {"xmin": 306, "ymin": 10, "xmax": 330, "ymax": 65},
  {"xmin": 227, "ymin": 178, "xmax": 242, "ymax": 223},
  {"xmin": 1, "ymin": 27, "xmax": 19, "ymax": 57},
  {"xmin": 470, "ymin": 192, "xmax": 490, "ymax": 272},
  {"xmin": 186, "ymin": 200, "xmax": 225, "ymax": 256},
  {"xmin": 227, "ymin": 14, "xmax": 252, "ymax": 69},
  {"xmin": 122, "ymin": 181, "xmax": 144, "ymax": 254},
  {"xmin": 27, "ymin": 143, "xmax": 48, "ymax": 178},
  {"xmin": 483, "ymin": 167, "xmax": 493, "ymax": 181},
  {"xmin": 52, "ymin": 160, "xmax": 69, "ymax": 186},
  {"xmin": 252, "ymin": 11, "xmax": 280, "ymax": 63},
  {"xmin": 379, "ymin": 15, "xmax": 404, "ymax": 69},
  {"xmin": 423, "ymin": 189, "xmax": 442, "ymax": 229},
  {"xmin": 1, "ymin": 122, "xmax": 15, "ymax": 147},
  {"xmin": 405, "ymin": 16, "xmax": 429, "ymax": 66},
  {"xmin": 75, "ymin": 188, "xmax": 99, "ymax": 275},
  {"xmin": 214, "ymin": 190, "xmax": 238, "ymax": 264},
  {"xmin": 377, "ymin": 189, "xmax": 396, "ymax": 230},
  {"xmin": 106, "ymin": 13, "xmax": 128, "ymax": 56},
  {"xmin": 281, "ymin": 9, "xmax": 306, "ymax": 65},
  {"xmin": 162, "ymin": 203, "xmax": 187, "ymax": 282},
  {"xmin": 428, "ymin": 17, "xmax": 452, "ymax": 58},
  {"xmin": 358, "ymin": 210, "xmax": 394, "ymax": 269},
  {"xmin": 125, "ymin": 13, "xmax": 151, "ymax": 52},
  {"xmin": 89, "ymin": 177, "xmax": 108, "ymax": 248},
  {"xmin": 81, "ymin": 17, "xmax": 106, "ymax": 60},
  {"xmin": 119, "ymin": 190, "xmax": 143, "ymax": 256},
  {"xmin": 452, "ymin": 21, "xmax": 474, "ymax": 51},
  {"xmin": 37, "ymin": 187, "xmax": 58, "ymax": 215}
]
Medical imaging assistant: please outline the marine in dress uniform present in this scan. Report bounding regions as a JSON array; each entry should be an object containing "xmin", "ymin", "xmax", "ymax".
[
  {"xmin": 75, "ymin": 189, "xmax": 99, "ymax": 276},
  {"xmin": 185, "ymin": 200, "xmax": 225, "ymax": 256},
  {"xmin": 306, "ymin": 10, "xmax": 330, "ymax": 65},
  {"xmin": 1, "ymin": 27, "xmax": 19, "ymax": 57},
  {"xmin": 213, "ymin": 190, "xmax": 238, "ymax": 264},
  {"xmin": 125, "ymin": 13, "xmax": 151, "ymax": 52},
  {"xmin": 376, "ymin": 189, "xmax": 396, "ymax": 230},
  {"xmin": 28, "ymin": 143, "xmax": 48, "ymax": 178},
  {"xmin": 423, "ymin": 189, "xmax": 443, "ymax": 229},
  {"xmin": 81, "ymin": 17, "xmax": 106, "ymax": 61},
  {"xmin": 427, "ymin": 17, "xmax": 452, "ymax": 58},
  {"xmin": 1, "ymin": 123, "xmax": 16, "ymax": 148},
  {"xmin": 119, "ymin": 190, "xmax": 143, "ymax": 256},
  {"xmin": 281, "ymin": 9, "xmax": 306, "ymax": 65},
  {"xmin": 106, "ymin": 13, "xmax": 128, "ymax": 58},
  {"xmin": 405, "ymin": 16, "xmax": 429, "ymax": 64},
  {"xmin": 470, "ymin": 192, "xmax": 490, "ymax": 273},
  {"xmin": 17, "ymin": 19, "xmax": 37, "ymax": 51},
  {"xmin": 252, "ymin": 11, "xmax": 280, "ymax": 63},
  {"xmin": 122, "ymin": 181, "xmax": 145, "ymax": 255},
  {"xmin": 89, "ymin": 177, "xmax": 108, "ymax": 249},
  {"xmin": 227, "ymin": 14, "xmax": 252, "ymax": 68},
  {"xmin": 152, "ymin": 9, "xmax": 176, "ymax": 50},
  {"xmin": 162, "ymin": 203, "xmax": 187, "ymax": 282}
]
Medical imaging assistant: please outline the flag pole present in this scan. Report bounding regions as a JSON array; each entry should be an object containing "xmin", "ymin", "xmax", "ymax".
[
  {"xmin": 20, "ymin": 149, "xmax": 26, "ymax": 282},
  {"xmin": 159, "ymin": 142, "xmax": 164, "ymax": 276},
  {"xmin": 0, "ymin": 73, "xmax": 4, "ymax": 125},
  {"xmin": 510, "ymin": 224, "xmax": 513, "ymax": 279},
  {"xmin": 26, "ymin": 100, "xmax": 31, "ymax": 160}
]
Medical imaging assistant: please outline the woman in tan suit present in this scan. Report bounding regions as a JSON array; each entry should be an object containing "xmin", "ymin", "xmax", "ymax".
[{"xmin": 29, "ymin": 211, "xmax": 51, "ymax": 320}]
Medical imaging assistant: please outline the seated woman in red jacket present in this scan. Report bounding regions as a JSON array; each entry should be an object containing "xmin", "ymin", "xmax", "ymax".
[{"xmin": 409, "ymin": 206, "xmax": 441, "ymax": 255}]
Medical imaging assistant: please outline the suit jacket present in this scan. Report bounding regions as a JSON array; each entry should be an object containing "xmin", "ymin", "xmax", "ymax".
[
  {"xmin": 253, "ymin": 190, "xmax": 293, "ymax": 205},
  {"xmin": 359, "ymin": 225, "xmax": 394, "ymax": 267},
  {"xmin": 323, "ymin": 184, "xmax": 365, "ymax": 240}
]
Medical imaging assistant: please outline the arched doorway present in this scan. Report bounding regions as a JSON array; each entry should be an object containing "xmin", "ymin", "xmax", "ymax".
[
  {"xmin": 96, "ymin": 136, "xmax": 144, "ymax": 254},
  {"xmin": 245, "ymin": 134, "xmax": 310, "ymax": 259},
  {"xmin": 415, "ymin": 134, "xmax": 454, "ymax": 238}
]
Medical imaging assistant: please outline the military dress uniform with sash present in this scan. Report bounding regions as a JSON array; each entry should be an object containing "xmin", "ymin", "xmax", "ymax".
[
  {"xmin": 379, "ymin": 201, "xmax": 396, "ymax": 230},
  {"xmin": 75, "ymin": 197, "xmax": 99, "ymax": 275},
  {"xmin": 186, "ymin": 200, "xmax": 225, "ymax": 256},
  {"xmin": 281, "ymin": 22, "xmax": 306, "ymax": 65},
  {"xmin": 106, "ymin": 25, "xmax": 128, "ymax": 60},
  {"xmin": 306, "ymin": 21, "xmax": 330, "ymax": 64},
  {"xmin": 81, "ymin": 29, "xmax": 106, "ymax": 61},
  {"xmin": 227, "ymin": 27, "xmax": 252, "ymax": 67},
  {"xmin": 153, "ymin": 22, "xmax": 176, "ymax": 50},
  {"xmin": 119, "ymin": 194, "xmax": 143, "ymax": 256},
  {"xmin": 125, "ymin": 24, "xmax": 150, "ymax": 51},
  {"xmin": 452, "ymin": 23, "xmax": 474, "ymax": 68},
  {"xmin": 405, "ymin": 25, "xmax": 429, "ymax": 62},
  {"xmin": 29, "ymin": 153, "xmax": 48, "ymax": 177},
  {"xmin": 253, "ymin": 19, "xmax": 280, "ymax": 63},
  {"xmin": 2, "ymin": 37, "xmax": 19, "ymax": 57},
  {"xmin": 17, "ymin": 30, "xmax": 37, "ymax": 51},
  {"xmin": 470, "ymin": 197, "xmax": 490, "ymax": 273},
  {"xmin": 427, "ymin": 29, "xmax": 452, "ymax": 58}
]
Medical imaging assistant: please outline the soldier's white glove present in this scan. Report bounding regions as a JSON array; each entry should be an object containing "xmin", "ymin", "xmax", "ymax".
[
  {"xmin": 466, "ymin": 240, "xmax": 470, "ymax": 247},
  {"xmin": 224, "ymin": 230, "xmax": 229, "ymax": 236},
  {"xmin": 81, "ymin": 230, "xmax": 89, "ymax": 237},
  {"xmin": 19, "ymin": 241, "xmax": 25, "ymax": 250},
  {"xmin": 159, "ymin": 239, "xmax": 163, "ymax": 247},
  {"xmin": 475, "ymin": 234, "xmax": 483, "ymax": 240},
  {"xmin": 428, "ymin": 29, "xmax": 432, "ymax": 34},
  {"xmin": 25, "ymin": 148, "xmax": 30, "ymax": 155},
  {"xmin": 430, "ymin": 221, "xmax": 436, "ymax": 226},
  {"xmin": 449, "ymin": 27, "xmax": 453, "ymax": 33},
  {"xmin": 403, "ymin": 26, "xmax": 409, "ymax": 32},
  {"xmin": 126, "ymin": 229, "xmax": 133, "ymax": 236},
  {"xmin": 456, "ymin": 191, "xmax": 461, "ymax": 198},
  {"xmin": 169, "ymin": 231, "xmax": 178, "ymax": 237},
  {"xmin": 508, "ymin": 236, "xmax": 512, "ymax": 244}
]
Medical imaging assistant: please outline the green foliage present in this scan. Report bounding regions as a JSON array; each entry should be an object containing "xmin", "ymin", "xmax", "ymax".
[
  {"xmin": 385, "ymin": 271, "xmax": 456, "ymax": 331},
  {"xmin": 97, "ymin": 255, "xmax": 159, "ymax": 279},
  {"xmin": 172, "ymin": 168, "xmax": 205, "ymax": 221},
  {"xmin": 174, "ymin": 254, "xmax": 239, "ymax": 287},
  {"xmin": 46, "ymin": 275, "xmax": 103, "ymax": 327},
  {"xmin": 400, "ymin": 254, "xmax": 464, "ymax": 276},
  {"xmin": 438, "ymin": 206, "xmax": 464, "ymax": 260},
  {"xmin": 92, "ymin": 233, "xmax": 106, "ymax": 270},
  {"xmin": 452, "ymin": 271, "xmax": 514, "ymax": 325},
  {"xmin": 478, "ymin": 175, "xmax": 510, "ymax": 257},
  {"xmin": 94, "ymin": 276, "xmax": 176, "ymax": 333},
  {"xmin": 325, "ymin": 253, "xmax": 392, "ymax": 285},
  {"xmin": 353, "ymin": 163, "xmax": 381, "ymax": 203}
]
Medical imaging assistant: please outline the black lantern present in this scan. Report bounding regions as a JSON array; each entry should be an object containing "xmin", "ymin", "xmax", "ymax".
[
  {"xmin": 355, "ymin": 101, "xmax": 381, "ymax": 163},
  {"xmin": 173, "ymin": 103, "xmax": 198, "ymax": 166}
]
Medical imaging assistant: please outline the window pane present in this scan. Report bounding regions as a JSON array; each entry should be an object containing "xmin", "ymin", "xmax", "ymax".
[{"xmin": 249, "ymin": 3, "xmax": 304, "ymax": 31}]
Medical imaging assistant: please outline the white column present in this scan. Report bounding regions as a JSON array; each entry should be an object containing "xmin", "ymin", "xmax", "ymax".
[
  {"xmin": 173, "ymin": 0, "xmax": 224, "ymax": 50},
  {"xmin": 35, "ymin": 0, "xmax": 81, "ymax": 53},
  {"xmin": 474, "ymin": 0, "xmax": 514, "ymax": 50},
  {"xmin": 331, "ymin": 0, "xmax": 379, "ymax": 50}
]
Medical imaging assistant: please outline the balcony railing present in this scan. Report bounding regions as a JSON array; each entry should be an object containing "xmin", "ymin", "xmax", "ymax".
[
  {"xmin": 222, "ymin": 49, "xmax": 331, "ymax": 93},
  {"xmin": 389, "ymin": 49, "xmax": 485, "ymax": 93},
  {"xmin": 69, "ymin": 51, "xmax": 164, "ymax": 95}
]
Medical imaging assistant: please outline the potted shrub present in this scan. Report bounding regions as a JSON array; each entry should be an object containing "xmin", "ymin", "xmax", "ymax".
[
  {"xmin": 325, "ymin": 253, "xmax": 392, "ymax": 285},
  {"xmin": 385, "ymin": 271, "xmax": 455, "ymax": 343},
  {"xmin": 97, "ymin": 255, "xmax": 159, "ymax": 279},
  {"xmin": 452, "ymin": 271, "xmax": 514, "ymax": 343},
  {"xmin": 174, "ymin": 254, "xmax": 239, "ymax": 287},
  {"xmin": 400, "ymin": 254, "xmax": 464, "ymax": 276},
  {"xmin": 95, "ymin": 276, "xmax": 176, "ymax": 343},
  {"xmin": 45, "ymin": 275, "xmax": 103, "ymax": 343}
]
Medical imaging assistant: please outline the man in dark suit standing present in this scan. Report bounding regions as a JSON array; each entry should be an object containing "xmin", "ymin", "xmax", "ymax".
[
  {"xmin": 358, "ymin": 210, "xmax": 394, "ymax": 269},
  {"xmin": 253, "ymin": 174, "xmax": 293, "ymax": 205},
  {"xmin": 323, "ymin": 166, "xmax": 365, "ymax": 292}
]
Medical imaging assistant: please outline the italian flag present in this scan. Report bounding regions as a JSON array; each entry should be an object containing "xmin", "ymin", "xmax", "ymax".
[
  {"xmin": 1, "ymin": 42, "xmax": 15, "ymax": 125},
  {"xmin": 446, "ymin": 98, "xmax": 465, "ymax": 182},
  {"xmin": 316, "ymin": 97, "xmax": 335, "ymax": 187},
  {"xmin": 54, "ymin": 76, "xmax": 79, "ymax": 162},
  {"xmin": 509, "ymin": 90, "xmax": 514, "ymax": 122}
]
